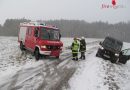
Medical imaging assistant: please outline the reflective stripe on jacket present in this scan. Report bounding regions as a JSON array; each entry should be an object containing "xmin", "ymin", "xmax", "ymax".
[{"xmin": 71, "ymin": 40, "xmax": 79, "ymax": 53}]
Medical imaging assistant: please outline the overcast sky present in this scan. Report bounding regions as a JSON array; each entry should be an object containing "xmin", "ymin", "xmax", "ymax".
[{"xmin": 0, "ymin": 0, "xmax": 129, "ymax": 24}]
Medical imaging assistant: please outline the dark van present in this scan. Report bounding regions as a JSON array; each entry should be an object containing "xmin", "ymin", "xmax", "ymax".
[{"xmin": 96, "ymin": 36, "xmax": 130, "ymax": 64}]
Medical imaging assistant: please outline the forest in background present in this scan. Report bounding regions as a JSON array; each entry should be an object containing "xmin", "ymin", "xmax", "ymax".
[{"xmin": 0, "ymin": 19, "xmax": 130, "ymax": 42}]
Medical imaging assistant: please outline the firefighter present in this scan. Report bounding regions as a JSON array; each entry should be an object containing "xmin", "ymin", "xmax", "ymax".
[
  {"xmin": 71, "ymin": 37, "xmax": 80, "ymax": 61},
  {"xmin": 79, "ymin": 36, "xmax": 86, "ymax": 60}
]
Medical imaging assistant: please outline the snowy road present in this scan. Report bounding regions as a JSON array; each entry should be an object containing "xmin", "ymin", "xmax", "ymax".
[
  {"xmin": 0, "ymin": 37, "xmax": 100, "ymax": 90},
  {"xmin": 0, "ymin": 37, "xmax": 130, "ymax": 90}
]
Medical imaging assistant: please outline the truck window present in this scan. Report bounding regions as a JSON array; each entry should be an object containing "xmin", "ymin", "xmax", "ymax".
[
  {"xmin": 41, "ymin": 28, "xmax": 60, "ymax": 40},
  {"xmin": 41, "ymin": 28, "xmax": 50, "ymax": 39},
  {"xmin": 34, "ymin": 27, "xmax": 39, "ymax": 37},
  {"xmin": 27, "ymin": 27, "xmax": 32, "ymax": 36},
  {"xmin": 49, "ymin": 30, "xmax": 59, "ymax": 40}
]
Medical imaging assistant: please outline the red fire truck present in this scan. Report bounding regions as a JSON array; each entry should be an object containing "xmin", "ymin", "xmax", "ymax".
[{"xmin": 18, "ymin": 21, "xmax": 63, "ymax": 60}]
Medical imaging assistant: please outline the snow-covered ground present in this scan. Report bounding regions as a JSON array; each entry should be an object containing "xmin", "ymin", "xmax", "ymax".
[
  {"xmin": 68, "ymin": 40, "xmax": 130, "ymax": 90},
  {"xmin": 0, "ymin": 36, "xmax": 130, "ymax": 90},
  {"xmin": 69, "ymin": 51, "xmax": 130, "ymax": 90}
]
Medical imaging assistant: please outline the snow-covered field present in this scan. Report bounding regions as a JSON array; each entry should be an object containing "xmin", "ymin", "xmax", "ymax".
[{"xmin": 0, "ymin": 36, "xmax": 130, "ymax": 90}]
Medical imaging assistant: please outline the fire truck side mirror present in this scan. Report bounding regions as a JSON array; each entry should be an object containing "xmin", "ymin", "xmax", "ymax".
[
  {"xmin": 59, "ymin": 33, "xmax": 61, "ymax": 40},
  {"xmin": 34, "ymin": 32, "xmax": 38, "ymax": 37}
]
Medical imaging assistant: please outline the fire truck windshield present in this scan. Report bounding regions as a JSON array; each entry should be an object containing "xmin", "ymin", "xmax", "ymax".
[{"xmin": 41, "ymin": 28, "xmax": 60, "ymax": 40}]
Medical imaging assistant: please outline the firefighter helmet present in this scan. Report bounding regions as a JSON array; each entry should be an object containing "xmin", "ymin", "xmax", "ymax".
[
  {"xmin": 81, "ymin": 36, "xmax": 85, "ymax": 40},
  {"xmin": 74, "ymin": 37, "xmax": 77, "ymax": 40}
]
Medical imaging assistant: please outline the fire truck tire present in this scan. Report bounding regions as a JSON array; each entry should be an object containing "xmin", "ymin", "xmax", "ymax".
[
  {"xmin": 34, "ymin": 48, "xmax": 40, "ymax": 60},
  {"xmin": 56, "ymin": 56, "xmax": 59, "ymax": 59},
  {"xmin": 20, "ymin": 42, "xmax": 25, "ymax": 50}
]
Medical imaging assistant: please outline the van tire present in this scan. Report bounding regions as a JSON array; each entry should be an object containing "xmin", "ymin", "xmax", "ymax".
[
  {"xmin": 35, "ymin": 48, "xmax": 40, "ymax": 60},
  {"xmin": 111, "ymin": 57, "xmax": 117, "ymax": 63},
  {"xmin": 20, "ymin": 42, "xmax": 25, "ymax": 50},
  {"xmin": 96, "ymin": 49, "xmax": 103, "ymax": 58},
  {"xmin": 121, "ymin": 60, "xmax": 127, "ymax": 64},
  {"xmin": 96, "ymin": 53, "xmax": 100, "ymax": 57}
]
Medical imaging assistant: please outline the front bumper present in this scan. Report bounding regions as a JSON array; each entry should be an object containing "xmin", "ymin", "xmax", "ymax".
[
  {"xmin": 39, "ymin": 51, "xmax": 51, "ymax": 55},
  {"xmin": 39, "ymin": 50, "xmax": 61, "ymax": 56}
]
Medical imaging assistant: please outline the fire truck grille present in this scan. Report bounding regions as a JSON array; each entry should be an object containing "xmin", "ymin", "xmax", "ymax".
[{"xmin": 46, "ymin": 45, "xmax": 60, "ymax": 50}]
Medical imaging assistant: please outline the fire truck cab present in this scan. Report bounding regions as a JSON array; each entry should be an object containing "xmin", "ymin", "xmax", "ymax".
[{"xmin": 18, "ymin": 21, "xmax": 63, "ymax": 60}]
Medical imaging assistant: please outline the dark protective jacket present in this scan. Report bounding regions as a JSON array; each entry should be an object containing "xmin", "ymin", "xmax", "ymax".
[
  {"xmin": 71, "ymin": 40, "xmax": 79, "ymax": 53},
  {"xmin": 79, "ymin": 39, "xmax": 86, "ymax": 52}
]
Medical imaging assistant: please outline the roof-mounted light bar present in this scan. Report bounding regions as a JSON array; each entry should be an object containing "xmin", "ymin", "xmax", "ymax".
[{"xmin": 20, "ymin": 21, "xmax": 58, "ymax": 29}]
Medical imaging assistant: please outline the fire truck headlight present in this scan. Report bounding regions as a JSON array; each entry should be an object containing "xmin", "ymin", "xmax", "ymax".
[
  {"xmin": 60, "ymin": 46, "xmax": 63, "ymax": 49},
  {"xmin": 41, "ymin": 45, "xmax": 46, "ymax": 48}
]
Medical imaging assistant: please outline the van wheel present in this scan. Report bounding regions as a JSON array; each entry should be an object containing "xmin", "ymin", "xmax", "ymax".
[
  {"xmin": 35, "ymin": 49, "xmax": 40, "ymax": 60},
  {"xmin": 20, "ymin": 42, "xmax": 25, "ymax": 50},
  {"xmin": 111, "ymin": 57, "xmax": 117, "ymax": 63},
  {"xmin": 96, "ymin": 53, "xmax": 100, "ymax": 57},
  {"xmin": 121, "ymin": 60, "xmax": 127, "ymax": 64},
  {"xmin": 96, "ymin": 49, "xmax": 102, "ymax": 58}
]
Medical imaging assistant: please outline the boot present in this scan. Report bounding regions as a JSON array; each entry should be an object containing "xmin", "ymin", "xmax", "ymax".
[
  {"xmin": 83, "ymin": 56, "xmax": 85, "ymax": 60},
  {"xmin": 79, "ymin": 57, "xmax": 82, "ymax": 59},
  {"xmin": 72, "ymin": 58, "xmax": 75, "ymax": 60},
  {"xmin": 76, "ymin": 57, "xmax": 78, "ymax": 61}
]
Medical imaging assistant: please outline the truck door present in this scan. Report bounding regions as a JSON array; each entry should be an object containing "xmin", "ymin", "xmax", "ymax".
[
  {"xmin": 25, "ymin": 27, "xmax": 33, "ymax": 51},
  {"xmin": 30, "ymin": 27, "xmax": 39, "ymax": 50},
  {"xmin": 119, "ymin": 48, "xmax": 130, "ymax": 64}
]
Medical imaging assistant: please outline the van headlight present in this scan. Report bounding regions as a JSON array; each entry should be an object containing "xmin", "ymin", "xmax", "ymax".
[
  {"xmin": 41, "ymin": 45, "xmax": 46, "ymax": 48},
  {"xmin": 99, "ymin": 46, "xmax": 104, "ymax": 50},
  {"xmin": 115, "ymin": 53, "xmax": 119, "ymax": 56}
]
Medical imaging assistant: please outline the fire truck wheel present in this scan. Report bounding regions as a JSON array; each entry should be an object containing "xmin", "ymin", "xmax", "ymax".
[
  {"xmin": 35, "ymin": 49, "xmax": 40, "ymax": 60},
  {"xmin": 20, "ymin": 42, "xmax": 25, "ymax": 50},
  {"xmin": 56, "ymin": 56, "xmax": 59, "ymax": 59}
]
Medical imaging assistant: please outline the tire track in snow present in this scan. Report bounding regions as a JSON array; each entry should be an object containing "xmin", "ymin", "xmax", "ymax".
[
  {"xmin": 0, "ymin": 38, "xmax": 101, "ymax": 90},
  {"xmin": 100, "ymin": 58, "xmax": 129, "ymax": 90},
  {"xmin": 14, "ymin": 42, "xmax": 99, "ymax": 90},
  {"xmin": 17, "ymin": 41, "xmax": 100, "ymax": 90},
  {"xmin": 103, "ymin": 62, "xmax": 120, "ymax": 90}
]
